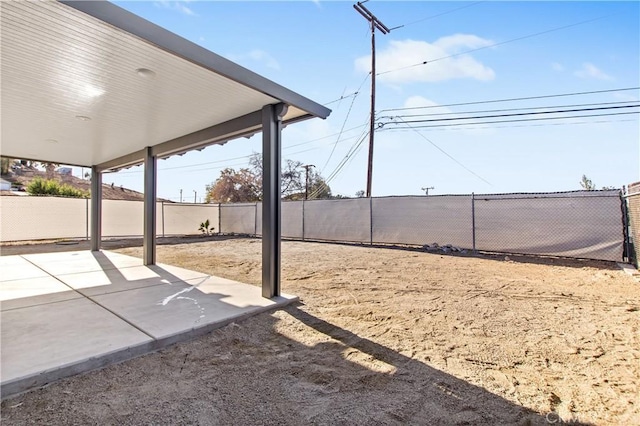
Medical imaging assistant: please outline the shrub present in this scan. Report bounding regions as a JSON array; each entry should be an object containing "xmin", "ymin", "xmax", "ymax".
[
  {"xmin": 26, "ymin": 177, "xmax": 88, "ymax": 198},
  {"xmin": 199, "ymin": 219, "xmax": 215, "ymax": 235}
]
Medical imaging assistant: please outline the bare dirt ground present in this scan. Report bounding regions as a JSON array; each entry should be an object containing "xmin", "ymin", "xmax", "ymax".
[{"xmin": 2, "ymin": 237, "xmax": 639, "ymax": 425}]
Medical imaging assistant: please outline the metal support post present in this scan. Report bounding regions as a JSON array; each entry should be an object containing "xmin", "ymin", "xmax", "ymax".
[
  {"xmin": 262, "ymin": 103, "xmax": 287, "ymax": 298},
  {"xmin": 143, "ymin": 147, "xmax": 157, "ymax": 265},
  {"xmin": 90, "ymin": 166, "xmax": 102, "ymax": 251}
]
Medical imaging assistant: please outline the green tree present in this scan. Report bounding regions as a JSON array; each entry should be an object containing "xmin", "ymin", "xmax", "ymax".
[{"xmin": 580, "ymin": 175, "xmax": 596, "ymax": 191}]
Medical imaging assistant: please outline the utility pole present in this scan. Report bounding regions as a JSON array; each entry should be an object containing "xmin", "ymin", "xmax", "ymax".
[
  {"xmin": 180, "ymin": 189, "xmax": 183, "ymax": 203},
  {"xmin": 354, "ymin": 0, "xmax": 390, "ymax": 198},
  {"xmin": 421, "ymin": 186, "xmax": 435, "ymax": 196},
  {"xmin": 303, "ymin": 164, "xmax": 315, "ymax": 200},
  {"xmin": 193, "ymin": 190, "xmax": 197, "ymax": 203}
]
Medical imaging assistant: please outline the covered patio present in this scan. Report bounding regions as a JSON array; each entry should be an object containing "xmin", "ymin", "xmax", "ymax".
[
  {"xmin": 1, "ymin": 0, "xmax": 329, "ymax": 397},
  {"xmin": 1, "ymin": 250, "xmax": 297, "ymax": 397}
]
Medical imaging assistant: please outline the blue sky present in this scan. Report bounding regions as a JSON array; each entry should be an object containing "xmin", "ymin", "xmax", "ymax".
[{"xmin": 96, "ymin": 1, "xmax": 640, "ymax": 201}]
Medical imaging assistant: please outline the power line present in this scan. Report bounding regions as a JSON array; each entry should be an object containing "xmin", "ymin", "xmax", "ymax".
[
  {"xmin": 287, "ymin": 129, "xmax": 366, "ymax": 150},
  {"xmin": 378, "ymin": 87, "xmax": 640, "ymax": 113},
  {"xmin": 377, "ymin": 13, "xmax": 621, "ymax": 77},
  {"xmin": 391, "ymin": 1, "xmax": 484, "ymax": 31},
  {"xmin": 383, "ymin": 111, "xmax": 640, "ymax": 130},
  {"xmin": 395, "ymin": 117, "xmax": 491, "ymax": 186},
  {"xmin": 320, "ymin": 74, "xmax": 369, "ymax": 174},
  {"xmin": 381, "ymin": 118, "xmax": 637, "ymax": 133},
  {"xmin": 321, "ymin": 91, "xmax": 359, "ymax": 106},
  {"xmin": 309, "ymin": 128, "xmax": 370, "ymax": 199},
  {"xmin": 385, "ymin": 104, "xmax": 639, "ymax": 125},
  {"xmin": 323, "ymin": 130, "xmax": 369, "ymax": 185},
  {"xmin": 380, "ymin": 100, "xmax": 640, "ymax": 119}
]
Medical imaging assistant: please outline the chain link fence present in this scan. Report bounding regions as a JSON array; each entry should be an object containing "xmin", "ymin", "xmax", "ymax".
[
  {"xmin": 624, "ymin": 182, "xmax": 640, "ymax": 267},
  {"xmin": 0, "ymin": 190, "xmax": 625, "ymax": 262}
]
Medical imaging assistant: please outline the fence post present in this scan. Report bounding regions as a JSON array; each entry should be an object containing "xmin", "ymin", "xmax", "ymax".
[
  {"xmin": 370, "ymin": 196, "xmax": 374, "ymax": 246},
  {"xmin": 161, "ymin": 201, "xmax": 165, "ymax": 238},
  {"xmin": 218, "ymin": 203, "xmax": 222, "ymax": 234},
  {"xmin": 255, "ymin": 202, "xmax": 258, "ymax": 237},
  {"xmin": 302, "ymin": 199, "xmax": 305, "ymax": 241},
  {"xmin": 472, "ymin": 193, "xmax": 476, "ymax": 253},
  {"xmin": 621, "ymin": 189, "xmax": 631, "ymax": 263},
  {"xmin": 85, "ymin": 197, "xmax": 89, "ymax": 241}
]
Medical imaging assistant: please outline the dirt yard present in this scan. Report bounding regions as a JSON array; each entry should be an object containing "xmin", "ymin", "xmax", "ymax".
[{"xmin": 2, "ymin": 237, "xmax": 639, "ymax": 425}]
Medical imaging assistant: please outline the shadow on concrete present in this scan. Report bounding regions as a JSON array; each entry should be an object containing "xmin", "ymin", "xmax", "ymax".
[{"xmin": 1, "ymin": 250, "xmax": 292, "ymax": 399}]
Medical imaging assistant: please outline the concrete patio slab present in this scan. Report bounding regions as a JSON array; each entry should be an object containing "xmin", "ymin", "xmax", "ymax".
[
  {"xmin": 92, "ymin": 275, "xmax": 294, "ymax": 340},
  {"xmin": 0, "ymin": 276, "xmax": 82, "ymax": 311},
  {"xmin": 1, "ymin": 297, "xmax": 153, "ymax": 384},
  {"xmin": 56, "ymin": 263, "xmax": 212, "ymax": 297},
  {"xmin": 0, "ymin": 250, "xmax": 298, "ymax": 399},
  {"xmin": 0, "ymin": 256, "xmax": 50, "ymax": 282},
  {"xmin": 23, "ymin": 250, "xmax": 143, "ymax": 276}
]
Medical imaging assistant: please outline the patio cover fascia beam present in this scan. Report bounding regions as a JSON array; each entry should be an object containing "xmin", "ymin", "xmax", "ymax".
[
  {"xmin": 95, "ymin": 109, "xmax": 269, "ymax": 173},
  {"xmin": 60, "ymin": 1, "xmax": 330, "ymax": 120},
  {"xmin": 151, "ymin": 109, "xmax": 263, "ymax": 159}
]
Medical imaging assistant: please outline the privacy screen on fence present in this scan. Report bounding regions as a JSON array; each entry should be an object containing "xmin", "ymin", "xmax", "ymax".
[{"xmin": 0, "ymin": 190, "xmax": 624, "ymax": 262}]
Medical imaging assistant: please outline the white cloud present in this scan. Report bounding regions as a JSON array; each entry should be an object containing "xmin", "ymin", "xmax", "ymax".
[
  {"xmin": 433, "ymin": 34, "xmax": 492, "ymax": 52},
  {"xmin": 154, "ymin": 1, "xmax": 196, "ymax": 16},
  {"xmin": 355, "ymin": 35, "xmax": 495, "ymax": 85},
  {"xmin": 574, "ymin": 62, "xmax": 613, "ymax": 81},
  {"xmin": 229, "ymin": 50, "xmax": 281, "ymax": 70},
  {"xmin": 551, "ymin": 62, "xmax": 565, "ymax": 72}
]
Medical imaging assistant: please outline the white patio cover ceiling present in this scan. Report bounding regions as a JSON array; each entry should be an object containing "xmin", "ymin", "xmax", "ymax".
[{"xmin": 1, "ymin": 1, "xmax": 330, "ymax": 170}]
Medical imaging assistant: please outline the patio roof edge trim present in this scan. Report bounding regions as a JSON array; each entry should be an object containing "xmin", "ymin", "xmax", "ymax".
[
  {"xmin": 96, "ymin": 149, "xmax": 146, "ymax": 173},
  {"xmin": 59, "ymin": 1, "xmax": 331, "ymax": 120},
  {"xmin": 98, "ymin": 107, "xmax": 301, "ymax": 173},
  {"xmin": 150, "ymin": 109, "xmax": 263, "ymax": 160}
]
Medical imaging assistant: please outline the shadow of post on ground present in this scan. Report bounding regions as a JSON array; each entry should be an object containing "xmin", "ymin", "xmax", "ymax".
[{"xmin": 1, "ymin": 300, "xmax": 597, "ymax": 425}]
